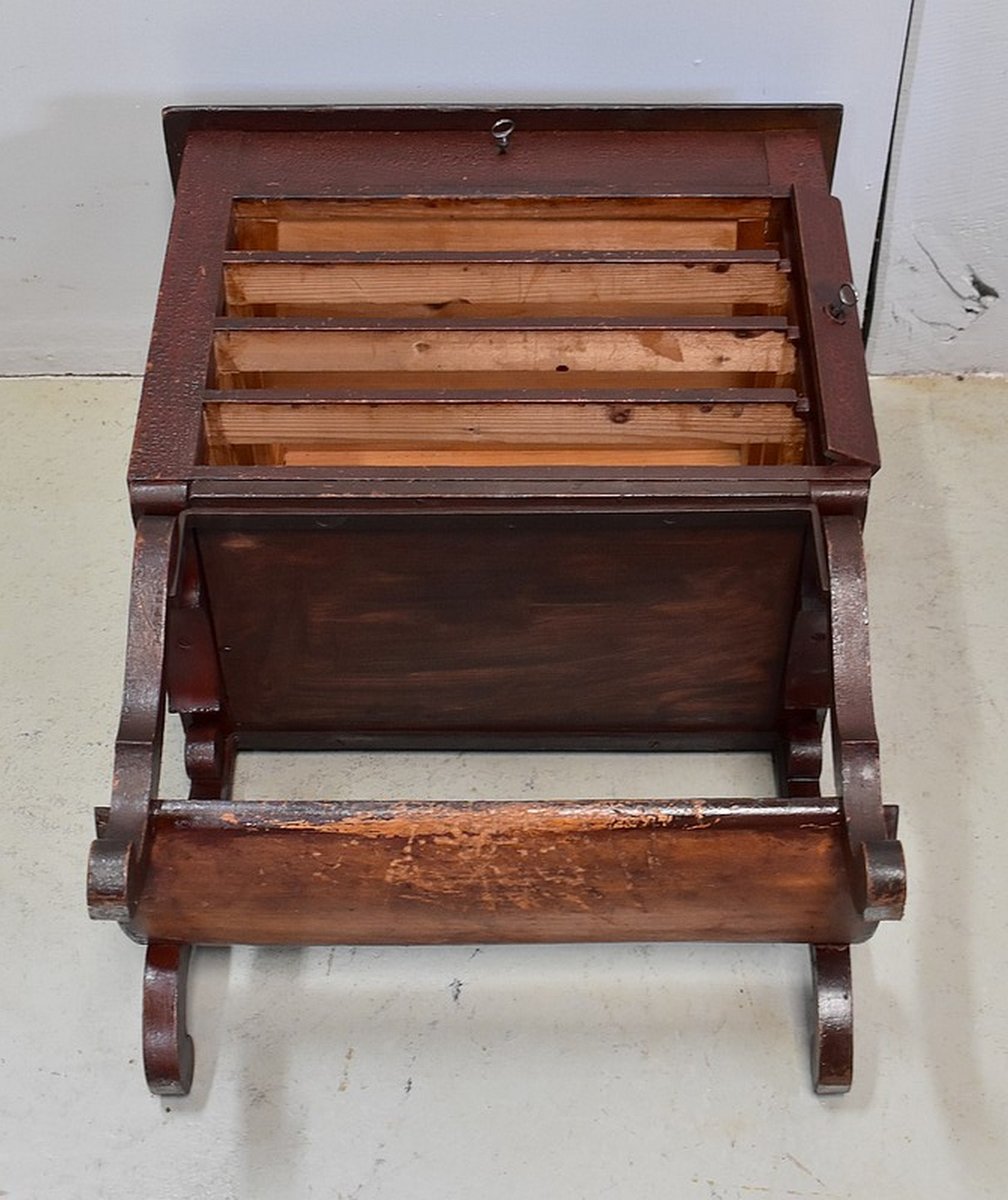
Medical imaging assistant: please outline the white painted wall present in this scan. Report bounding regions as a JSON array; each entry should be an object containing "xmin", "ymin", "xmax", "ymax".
[
  {"xmin": 868, "ymin": 0, "xmax": 1008, "ymax": 374},
  {"xmin": 1, "ymin": 2, "xmax": 912, "ymax": 375}
]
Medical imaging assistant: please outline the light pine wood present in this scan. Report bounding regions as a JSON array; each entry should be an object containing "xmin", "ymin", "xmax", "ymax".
[
  {"xmin": 273, "ymin": 218, "xmax": 743, "ymax": 252},
  {"xmin": 202, "ymin": 400, "xmax": 806, "ymax": 468},
  {"xmin": 205, "ymin": 399, "xmax": 802, "ymax": 446},
  {"xmin": 230, "ymin": 197, "xmax": 780, "ymax": 253},
  {"xmin": 222, "ymin": 260, "xmax": 790, "ymax": 317},
  {"xmin": 212, "ymin": 328, "xmax": 795, "ymax": 382}
]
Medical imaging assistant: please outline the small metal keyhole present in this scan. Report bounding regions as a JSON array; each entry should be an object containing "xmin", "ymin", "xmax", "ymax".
[
  {"xmin": 826, "ymin": 282, "xmax": 859, "ymax": 323},
  {"xmin": 491, "ymin": 117, "xmax": 515, "ymax": 154}
]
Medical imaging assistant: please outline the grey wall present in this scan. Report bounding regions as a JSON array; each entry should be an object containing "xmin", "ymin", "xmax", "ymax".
[
  {"xmin": 1, "ymin": 2, "xmax": 914, "ymax": 375},
  {"xmin": 868, "ymin": 0, "xmax": 1008, "ymax": 374}
]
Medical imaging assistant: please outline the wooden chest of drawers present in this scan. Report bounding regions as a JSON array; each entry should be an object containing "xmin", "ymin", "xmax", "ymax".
[{"xmin": 87, "ymin": 105, "xmax": 905, "ymax": 1095}]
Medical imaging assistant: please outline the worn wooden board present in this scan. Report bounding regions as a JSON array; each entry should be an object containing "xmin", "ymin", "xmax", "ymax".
[
  {"xmin": 202, "ymin": 399, "xmax": 806, "ymax": 468},
  {"xmin": 196, "ymin": 511, "xmax": 807, "ymax": 737},
  {"xmin": 222, "ymin": 259, "xmax": 791, "ymax": 319},
  {"xmin": 229, "ymin": 196, "xmax": 781, "ymax": 253},
  {"xmin": 132, "ymin": 798, "xmax": 869, "ymax": 945}
]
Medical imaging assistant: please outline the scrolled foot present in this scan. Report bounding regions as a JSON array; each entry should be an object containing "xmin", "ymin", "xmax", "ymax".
[
  {"xmin": 810, "ymin": 943, "xmax": 853, "ymax": 1094},
  {"xmin": 858, "ymin": 839, "xmax": 907, "ymax": 922},
  {"xmin": 143, "ymin": 941, "xmax": 194, "ymax": 1096},
  {"xmin": 86, "ymin": 838, "xmax": 137, "ymax": 922}
]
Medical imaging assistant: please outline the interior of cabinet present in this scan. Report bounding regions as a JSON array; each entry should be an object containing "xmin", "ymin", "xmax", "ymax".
[{"xmin": 204, "ymin": 194, "xmax": 814, "ymax": 468}]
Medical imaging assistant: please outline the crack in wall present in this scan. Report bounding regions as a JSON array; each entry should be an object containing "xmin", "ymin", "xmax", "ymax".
[{"xmin": 905, "ymin": 228, "xmax": 1000, "ymax": 341}]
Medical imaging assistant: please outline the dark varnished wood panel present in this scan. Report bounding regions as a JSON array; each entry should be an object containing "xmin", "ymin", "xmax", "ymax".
[
  {"xmin": 132, "ymin": 799, "xmax": 869, "ymax": 946},
  {"xmin": 197, "ymin": 512, "xmax": 806, "ymax": 737},
  {"xmin": 164, "ymin": 106, "xmax": 843, "ymax": 189},
  {"xmin": 195, "ymin": 129, "xmax": 775, "ymax": 201}
]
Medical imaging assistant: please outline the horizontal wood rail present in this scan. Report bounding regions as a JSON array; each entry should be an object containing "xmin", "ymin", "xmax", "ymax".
[
  {"xmin": 202, "ymin": 398, "xmax": 807, "ymax": 468},
  {"xmin": 211, "ymin": 323, "xmax": 797, "ymax": 393},
  {"xmin": 221, "ymin": 248, "xmax": 788, "ymax": 264},
  {"xmin": 202, "ymin": 387, "xmax": 802, "ymax": 405},
  {"xmin": 221, "ymin": 253, "xmax": 792, "ymax": 319},
  {"xmin": 130, "ymin": 797, "xmax": 872, "ymax": 946},
  {"xmin": 210, "ymin": 371, "xmax": 799, "ymax": 392},
  {"xmin": 230, "ymin": 195, "xmax": 786, "ymax": 253},
  {"xmin": 231, "ymin": 197, "xmax": 781, "ymax": 221},
  {"xmin": 213, "ymin": 315, "xmax": 794, "ymax": 332}
]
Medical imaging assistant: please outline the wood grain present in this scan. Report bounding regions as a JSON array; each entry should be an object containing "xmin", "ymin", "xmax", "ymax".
[
  {"xmin": 101, "ymin": 107, "xmax": 901, "ymax": 1098},
  {"xmin": 222, "ymin": 259, "xmax": 791, "ymax": 318},
  {"xmin": 232, "ymin": 197, "xmax": 778, "ymax": 221},
  {"xmin": 202, "ymin": 399, "xmax": 806, "ymax": 468},
  {"xmin": 132, "ymin": 799, "xmax": 869, "ymax": 945},
  {"xmin": 230, "ymin": 196, "xmax": 780, "ymax": 253},
  {"xmin": 196, "ymin": 511, "xmax": 806, "ymax": 736},
  {"xmin": 212, "ymin": 328, "xmax": 796, "ymax": 390}
]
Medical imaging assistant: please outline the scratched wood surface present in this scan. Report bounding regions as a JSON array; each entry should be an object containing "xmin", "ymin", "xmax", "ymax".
[{"xmin": 132, "ymin": 799, "xmax": 871, "ymax": 945}]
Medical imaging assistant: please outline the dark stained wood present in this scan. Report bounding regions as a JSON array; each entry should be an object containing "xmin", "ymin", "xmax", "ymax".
[
  {"xmin": 87, "ymin": 517, "xmax": 177, "ymax": 921},
  {"xmin": 184, "ymin": 467, "xmax": 874, "ymax": 497},
  {"xmin": 203, "ymin": 386, "xmax": 802, "ymax": 404},
  {"xmin": 824, "ymin": 515, "xmax": 906, "ymax": 922},
  {"xmin": 166, "ymin": 536, "xmax": 237, "ymax": 801},
  {"xmin": 143, "ymin": 942, "xmax": 194, "ymax": 1096},
  {"xmin": 127, "ymin": 109, "xmax": 863, "ymax": 489},
  {"xmin": 163, "ymin": 105, "xmax": 844, "ymax": 190},
  {"xmin": 810, "ymin": 944, "xmax": 854, "ymax": 1094},
  {"xmin": 195, "ymin": 512, "xmax": 805, "ymax": 737},
  {"xmin": 774, "ymin": 530, "xmax": 830, "ymax": 799},
  {"xmin": 131, "ymin": 800, "xmax": 869, "ymax": 947},
  {"xmin": 88, "ymin": 105, "xmax": 904, "ymax": 1097},
  {"xmin": 789, "ymin": 186, "xmax": 880, "ymax": 467}
]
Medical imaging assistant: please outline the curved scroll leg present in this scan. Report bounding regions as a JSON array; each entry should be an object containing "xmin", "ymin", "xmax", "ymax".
[
  {"xmin": 87, "ymin": 516, "xmax": 178, "ymax": 922},
  {"xmin": 183, "ymin": 713, "xmax": 237, "ymax": 802},
  {"xmin": 143, "ymin": 941, "xmax": 194, "ymax": 1096},
  {"xmin": 810, "ymin": 944, "xmax": 853, "ymax": 1094},
  {"xmin": 168, "ymin": 537, "xmax": 236, "ymax": 803},
  {"xmin": 823, "ymin": 515, "xmax": 907, "ymax": 921}
]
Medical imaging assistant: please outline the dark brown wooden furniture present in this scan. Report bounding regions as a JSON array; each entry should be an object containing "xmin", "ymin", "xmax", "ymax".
[{"xmin": 87, "ymin": 105, "xmax": 906, "ymax": 1097}]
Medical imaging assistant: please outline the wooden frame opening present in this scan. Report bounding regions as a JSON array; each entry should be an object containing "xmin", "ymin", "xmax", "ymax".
[{"xmin": 203, "ymin": 193, "xmax": 813, "ymax": 468}]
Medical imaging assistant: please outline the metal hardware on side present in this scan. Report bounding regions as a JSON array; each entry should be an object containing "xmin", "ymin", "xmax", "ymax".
[{"xmin": 827, "ymin": 282, "xmax": 859, "ymax": 323}]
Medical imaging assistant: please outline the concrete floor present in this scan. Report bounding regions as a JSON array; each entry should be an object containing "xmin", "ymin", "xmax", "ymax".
[{"xmin": 1, "ymin": 375, "xmax": 1006, "ymax": 1199}]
